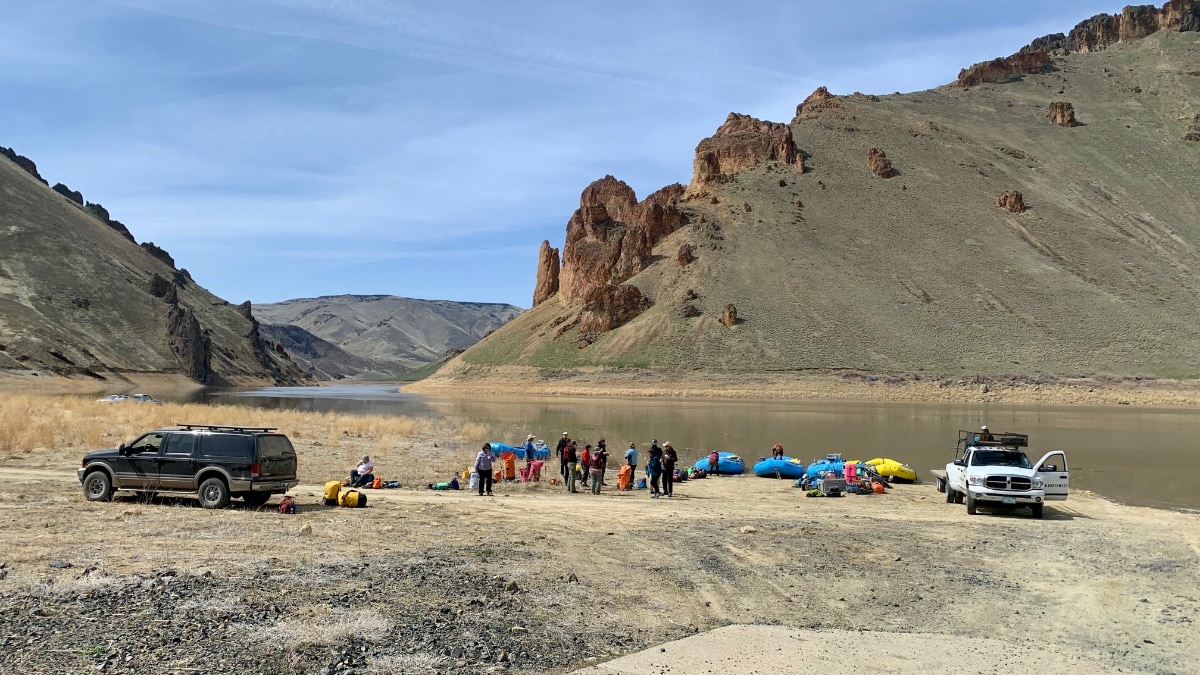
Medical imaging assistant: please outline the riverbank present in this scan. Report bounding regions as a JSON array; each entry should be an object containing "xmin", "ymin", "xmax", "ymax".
[
  {"xmin": 407, "ymin": 366, "xmax": 1200, "ymax": 406},
  {"xmin": 1, "ymin": 396, "xmax": 1196, "ymax": 674}
]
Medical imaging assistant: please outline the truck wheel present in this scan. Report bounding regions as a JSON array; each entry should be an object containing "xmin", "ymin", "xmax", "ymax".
[
  {"xmin": 198, "ymin": 477, "xmax": 231, "ymax": 509},
  {"xmin": 1031, "ymin": 503, "xmax": 1044, "ymax": 519},
  {"xmin": 965, "ymin": 493, "xmax": 977, "ymax": 515},
  {"xmin": 83, "ymin": 471, "xmax": 114, "ymax": 502},
  {"xmin": 945, "ymin": 486, "xmax": 955, "ymax": 503}
]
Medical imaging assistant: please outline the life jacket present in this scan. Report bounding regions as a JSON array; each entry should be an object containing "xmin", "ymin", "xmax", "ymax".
[{"xmin": 580, "ymin": 449, "xmax": 591, "ymax": 466}]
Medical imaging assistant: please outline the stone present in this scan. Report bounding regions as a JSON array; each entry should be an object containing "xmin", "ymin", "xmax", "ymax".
[
  {"xmin": 299, "ymin": 523, "xmax": 313, "ymax": 537},
  {"xmin": 688, "ymin": 113, "xmax": 802, "ymax": 197},
  {"xmin": 579, "ymin": 285, "xmax": 650, "ymax": 334},
  {"xmin": 168, "ymin": 304, "xmax": 213, "ymax": 385},
  {"xmin": 52, "ymin": 182, "xmax": 84, "ymax": 205},
  {"xmin": 675, "ymin": 243, "xmax": 694, "ymax": 266},
  {"xmin": 505, "ymin": 580, "xmax": 518, "ymax": 592},
  {"xmin": 146, "ymin": 274, "xmax": 178, "ymax": 303},
  {"xmin": 867, "ymin": 148, "xmax": 898, "ymax": 179},
  {"xmin": 532, "ymin": 240, "xmax": 560, "ymax": 306},
  {"xmin": 995, "ymin": 190, "xmax": 1027, "ymax": 213},
  {"xmin": 1048, "ymin": 102, "xmax": 1078, "ymax": 127},
  {"xmin": 49, "ymin": 560, "xmax": 72, "ymax": 569},
  {"xmin": 720, "ymin": 304, "xmax": 738, "ymax": 326}
]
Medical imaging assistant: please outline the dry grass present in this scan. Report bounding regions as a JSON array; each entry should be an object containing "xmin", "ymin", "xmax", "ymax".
[{"xmin": 242, "ymin": 606, "xmax": 390, "ymax": 648}]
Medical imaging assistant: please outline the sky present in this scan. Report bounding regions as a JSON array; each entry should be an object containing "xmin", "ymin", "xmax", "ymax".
[{"xmin": 0, "ymin": 0, "xmax": 1120, "ymax": 308}]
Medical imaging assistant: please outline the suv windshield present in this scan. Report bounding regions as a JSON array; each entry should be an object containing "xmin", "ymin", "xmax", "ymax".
[{"xmin": 973, "ymin": 449, "xmax": 1032, "ymax": 468}]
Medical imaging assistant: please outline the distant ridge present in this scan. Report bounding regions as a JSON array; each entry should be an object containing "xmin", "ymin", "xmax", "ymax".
[{"xmin": 253, "ymin": 294, "xmax": 522, "ymax": 379}]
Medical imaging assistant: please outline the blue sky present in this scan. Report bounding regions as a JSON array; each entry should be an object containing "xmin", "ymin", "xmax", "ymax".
[{"xmin": 1, "ymin": 0, "xmax": 1117, "ymax": 308}]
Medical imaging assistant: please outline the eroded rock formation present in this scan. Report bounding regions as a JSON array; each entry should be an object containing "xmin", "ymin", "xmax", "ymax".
[
  {"xmin": 676, "ymin": 242, "xmax": 694, "ymax": 266},
  {"xmin": 1048, "ymin": 102, "xmax": 1079, "ymax": 127},
  {"xmin": 85, "ymin": 201, "xmax": 136, "ymax": 243},
  {"xmin": 579, "ymin": 285, "xmax": 650, "ymax": 333},
  {"xmin": 0, "ymin": 146, "xmax": 47, "ymax": 184},
  {"xmin": 52, "ymin": 183, "xmax": 83, "ymax": 205},
  {"xmin": 867, "ymin": 148, "xmax": 898, "ymax": 179},
  {"xmin": 793, "ymin": 86, "xmax": 840, "ymax": 121},
  {"xmin": 141, "ymin": 242, "xmax": 176, "ymax": 268},
  {"xmin": 168, "ymin": 303, "xmax": 212, "ymax": 384},
  {"xmin": 957, "ymin": 50, "xmax": 1051, "ymax": 87},
  {"xmin": 532, "ymin": 240, "xmax": 560, "ymax": 307},
  {"xmin": 146, "ymin": 273, "xmax": 178, "ymax": 303},
  {"xmin": 996, "ymin": 191, "xmax": 1027, "ymax": 213},
  {"xmin": 721, "ymin": 304, "xmax": 738, "ymax": 326},
  {"xmin": 687, "ymin": 113, "xmax": 802, "ymax": 197}
]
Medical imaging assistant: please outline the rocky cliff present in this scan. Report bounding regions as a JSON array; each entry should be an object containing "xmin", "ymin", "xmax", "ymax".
[
  {"xmin": 0, "ymin": 150, "xmax": 310, "ymax": 385},
  {"xmin": 435, "ymin": 3, "xmax": 1200, "ymax": 380}
]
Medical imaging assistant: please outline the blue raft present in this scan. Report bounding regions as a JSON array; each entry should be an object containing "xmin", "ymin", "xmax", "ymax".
[
  {"xmin": 805, "ymin": 453, "xmax": 846, "ymax": 479},
  {"xmin": 694, "ymin": 452, "xmax": 746, "ymax": 475},
  {"xmin": 489, "ymin": 441, "xmax": 551, "ymax": 461},
  {"xmin": 752, "ymin": 456, "xmax": 806, "ymax": 479}
]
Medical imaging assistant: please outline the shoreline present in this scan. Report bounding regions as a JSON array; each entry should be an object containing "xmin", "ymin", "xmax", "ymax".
[{"xmin": 406, "ymin": 366, "xmax": 1200, "ymax": 406}]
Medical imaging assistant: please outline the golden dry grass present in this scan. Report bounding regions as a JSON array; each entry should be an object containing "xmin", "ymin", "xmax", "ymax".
[{"xmin": 242, "ymin": 606, "xmax": 391, "ymax": 648}]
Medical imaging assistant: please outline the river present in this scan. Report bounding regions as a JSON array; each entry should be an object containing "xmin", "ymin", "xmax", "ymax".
[{"xmin": 204, "ymin": 385, "xmax": 1199, "ymax": 512}]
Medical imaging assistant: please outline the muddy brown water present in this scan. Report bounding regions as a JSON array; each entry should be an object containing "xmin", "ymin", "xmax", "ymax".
[{"xmin": 205, "ymin": 385, "xmax": 1199, "ymax": 512}]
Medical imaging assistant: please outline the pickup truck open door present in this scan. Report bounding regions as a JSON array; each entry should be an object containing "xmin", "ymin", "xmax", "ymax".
[{"xmin": 1035, "ymin": 450, "xmax": 1069, "ymax": 501}]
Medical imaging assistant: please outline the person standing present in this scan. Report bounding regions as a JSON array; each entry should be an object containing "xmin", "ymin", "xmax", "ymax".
[
  {"xmin": 564, "ymin": 441, "xmax": 580, "ymax": 493},
  {"xmin": 595, "ymin": 438, "xmax": 609, "ymax": 485},
  {"xmin": 589, "ymin": 450, "xmax": 604, "ymax": 495},
  {"xmin": 646, "ymin": 442, "xmax": 663, "ymax": 498},
  {"xmin": 580, "ymin": 444, "xmax": 592, "ymax": 488},
  {"xmin": 978, "ymin": 425, "xmax": 994, "ymax": 443},
  {"xmin": 662, "ymin": 442, "xmax": 678, "ymax": 497},
  {"xmin": 708, "ymin": 450, "xmax": 720, "ymax": 476},
  {"xmin": 624, "ymin": 442, "xmax": 638, "ymax": 480},
  {"xmin": 475, "ymin": 443, "xmax": 495, "ymax": 496},
  {"xmin": 556, "ymin": 432, "xmax": 571, "ymax": 480}
]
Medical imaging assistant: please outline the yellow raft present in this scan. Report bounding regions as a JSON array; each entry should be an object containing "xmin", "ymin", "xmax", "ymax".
[{"xmin": 865, "ymin": 458, "xmax": 917, "ymax": 483}]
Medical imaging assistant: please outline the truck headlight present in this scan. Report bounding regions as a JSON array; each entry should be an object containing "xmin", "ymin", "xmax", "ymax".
[
  {"xmin": 1032, "ymin": 477, "xmax": 1044, "ymax": 489},
  {"xmin": 967, "ymin": 475, "xmax": 980, "ymax": 486}
]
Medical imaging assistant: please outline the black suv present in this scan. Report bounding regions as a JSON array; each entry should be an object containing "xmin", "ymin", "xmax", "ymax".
[{"xmin": 78, "ymin": 424, "xmax": 298, "ymax": 508}]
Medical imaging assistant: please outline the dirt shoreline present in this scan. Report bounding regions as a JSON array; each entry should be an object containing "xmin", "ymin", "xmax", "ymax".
[
  {"xmin": 2, "ymin": 449, "xmax": 1196, "ymax": 674},
  {"xmin": 407, "ymin": 367, "xmax": 1200, "ymax": 406}
]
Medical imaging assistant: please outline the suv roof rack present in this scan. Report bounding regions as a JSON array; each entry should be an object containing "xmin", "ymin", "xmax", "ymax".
[{"xmin": 175, "ymin": 423, "xmax": 278, "ymax": 433}]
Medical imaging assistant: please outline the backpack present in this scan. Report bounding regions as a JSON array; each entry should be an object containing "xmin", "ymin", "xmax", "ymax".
[
  {"xmin": 277, "ymin": 495, "xmax": 298, "ymax": 514},
  {"xmin": 371, "ymin": 476, "xmax": 382, "ymax": 489}
]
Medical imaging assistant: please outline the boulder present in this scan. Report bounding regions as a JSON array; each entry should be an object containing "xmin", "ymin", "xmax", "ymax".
[
  {"xmin": 676, "ymin": 242, "xmax": 694, "ymax": 266},
  {"xmin": 995, "ymin": 191, "xmax": 1027, "ymax": 214},
  {"xmin": 1048, "ymin": 101, "xmax": 1078, "ymax": 127},
  {"xmin": 532, "ymin": 240, "xmax": 560, "ymax": 306},
  {"xmin": 867, "ymin": 148, "xmax": 898, "ymax": 179},
  {"xmin": 720, "ymin": 304, "xmax": 738, "ymax": 326},
  {"xmin": 579, "ymin": 285, "xmax": 650, "ymax": 334},
  {"xmin": 687, "ymin": 113, "xmax": 802, "ymax": 197}
]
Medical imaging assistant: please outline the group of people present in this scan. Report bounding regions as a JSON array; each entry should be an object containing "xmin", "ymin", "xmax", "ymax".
[{"xmin": 542, "ymin": 433, "xmax": 679, "ymax": 498}]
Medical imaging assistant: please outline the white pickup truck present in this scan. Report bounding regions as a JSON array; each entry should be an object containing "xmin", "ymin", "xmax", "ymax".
[{"xmin": 936, "ymin": 430, "xmax": 1068, "ymax": 519}]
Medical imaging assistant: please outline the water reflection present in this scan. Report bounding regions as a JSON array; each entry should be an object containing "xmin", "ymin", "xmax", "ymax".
[{"xmin": 207, "ymin": 386, "xmax": 1199, "ymax": 511}]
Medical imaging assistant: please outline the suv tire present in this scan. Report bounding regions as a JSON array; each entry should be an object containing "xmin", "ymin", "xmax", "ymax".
[
  {"xmin": 1031, "ymin": 503, "xmax": 1044, "ymax": 519},
  {"xmin": 83, "ymin": 471, "xmax": 115, "ymax": 502},
  {"xmin": 198, "ymin": 477, "xmax": 231, "ymax": 509},
  {"xmin": 965, "ymin": 492, "xmax": 978, "ymax": 515},
  {"xmin": 242, "ymin": 492, "xmax": 271, "ymax": 508}
]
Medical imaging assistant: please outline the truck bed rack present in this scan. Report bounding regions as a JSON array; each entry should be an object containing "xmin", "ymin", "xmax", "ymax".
[{"xmin": 175, "ymin": 423, "xmax": 278, "ymax": 433}]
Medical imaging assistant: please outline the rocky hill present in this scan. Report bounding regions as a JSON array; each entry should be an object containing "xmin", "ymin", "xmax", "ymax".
[
  {"xmin": 252, "ymin": 295, "xmax": 522, "ymax": 379},
  {"xmin": 0, "ymin": 148, "xmax": 309, "ymax": 386},
  {"xmin": 437, "ymin": 1, "xmax": 1200, "ymax": 381}
]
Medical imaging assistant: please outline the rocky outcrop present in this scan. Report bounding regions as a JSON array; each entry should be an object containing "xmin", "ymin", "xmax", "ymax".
[
  {"xmin": 957, "ymin": 50, "xmax": 1051, "ymax": 87},
  {"xmin": 532, "ymin": 240, "xmax": 560, "ymax": 306},
  {"xmin": 793, "ymin": 86, "xmax": 840, "ymax": 121},
  {"xmin": 558, "ymin": 176, "xmax": 687, "ymax": 306},
  {"xmin": 167, "ymin": 303, "xmax": 212, "ymax": 384},
  {"xmin": 676, "ymin": 242, "xmax": 694, "ymax": 266},
  {"xmin": 52, "ymin": 183, "xmax": 83, "ymax": 205},
  {"xmin": 720, "ymin": 304, "xmax": 738, "ymax": 326},
  {"xmin": 85, "ymin": 201, "xmax": 137, "ymax": 243},
  {"xmin": 867, "ymin": 148, "xmax": 898, "ymax": 179},
  {"xmin": 996, "ymin": 191, "xmax": 1027, "ymax": 213},
  {"xmin": 687, "ymin": 113, "xmax": 802, "ymax": 197},
  {"xmin": 141, "ymin": 242, "xmax": 176, "ymax": 268},
  {"xmin": 1048, "ymin": 102, "xmax": 1079, "ymax": 127},
  {"xmin": 146, "ymin": 273, "xmax": 178, "ymax": 304},
  {"xmin": 578, "ymin": 285, "xmax": 650, "ymax": 334},
  {"xmin": 1184, "ymin": 114, "xmax": 1200, "ymax": 141},
  {"xmin": 0, "ymin": 146, "xmax": 47, "ymax": 184}
]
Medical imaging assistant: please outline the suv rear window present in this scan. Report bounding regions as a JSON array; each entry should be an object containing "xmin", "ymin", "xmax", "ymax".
[
  {"xmin": 198, "ymin": 434, "xmax": 253, "ymax": 458},
  {"xmin": 257, "ymin": 434, "xmax": 295, "ymax": 459}
]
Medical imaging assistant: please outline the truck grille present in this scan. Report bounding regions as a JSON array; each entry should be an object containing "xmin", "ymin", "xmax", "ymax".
[{"xmin": 985, "ymin": 475, "xmax": 1032, "ymax": 491}]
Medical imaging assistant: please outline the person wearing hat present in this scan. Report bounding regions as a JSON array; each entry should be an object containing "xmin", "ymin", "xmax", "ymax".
[
  {"xmin": 523, "ymin": 434, "xmax": 537, "ymax": 466},
  {"xmin": 556, "ymin": 432, "xmax": 571, "ymax": 481},
  {"xmin": 646, "ymin": 441, "xmax": 664, "ymax": 498},
  {"xmin": 595, "ymin": 438, "xmax": 609, "ymax": 485},
  {"xmin": 661, "ymin": 442, "xmax": 678, "ymax": 497},
  {"xmin": 978, "ymin": 425, "xmax": 994, "ymax": 443}
]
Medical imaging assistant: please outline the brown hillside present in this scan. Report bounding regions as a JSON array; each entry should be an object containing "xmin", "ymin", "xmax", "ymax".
[
  {"xmin": 0, "ymin": 150, "xmax": 309, "ymax": 385},
  {"xmin": 436, "ymin": 18, "xmax": 1200, "ymax": 381}
]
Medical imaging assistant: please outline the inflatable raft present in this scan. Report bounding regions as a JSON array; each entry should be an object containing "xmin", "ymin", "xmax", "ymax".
[
  {"xmin": 489, "ymin": 442, "xmax": 551, "ymax": 461},
  {"xmin": 865, "ymin": 457, "xmax": 917, "ymax": 483},
  {"xmin": 805, "ymin": 454, "xmax": 847, "ymax": 479},
  {"xmin": 752, "ymin": 456, "xmax": 806, "ymax": 479},
  {"xmin": 694, "ymin": 452, "xmax": 745, "ymax": 475}
]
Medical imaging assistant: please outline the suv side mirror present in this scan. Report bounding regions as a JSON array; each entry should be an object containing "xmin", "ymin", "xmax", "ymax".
[
  {"xmin": 1041, "ymin": 464, "xmax": 1057, "ymax": 472},
  {"xmin": 118, "ymin": 443, "xmax": 128, "ymax": 455},
  {"xmin": 953, "ymin": 459, "xmax": 966, "ymax": 467}
]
